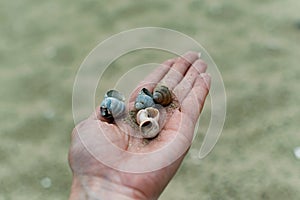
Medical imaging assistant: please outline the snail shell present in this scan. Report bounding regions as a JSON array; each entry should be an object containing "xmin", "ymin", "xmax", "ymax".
[
  {"xmin": 136, "ymin": 107, "xmax": 160, "ymax": 138},
  {"xmin": 100, "ymin": 90, "xmax": 126, "ymax": 121},
  {"xmin": 153, "ymin": 85, "xmax": 172, "ymax": 106},
  {"xmin": 134, "ymin": 88, "xmax": 155, "ymax": 110},
  {"xmin": 104, "ymin": 89, "xmax": 125, "ymax": 101}
]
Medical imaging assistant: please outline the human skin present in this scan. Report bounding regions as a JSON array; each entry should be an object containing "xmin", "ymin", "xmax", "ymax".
[{"xmin": 68, "ymin": 51, "xmax": 211, "ymax": 200}]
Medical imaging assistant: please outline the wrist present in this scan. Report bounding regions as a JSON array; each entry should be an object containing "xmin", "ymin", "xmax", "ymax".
[{"xmin": 69, "ymin": 175, "xmax": 148, "ymax": 200}]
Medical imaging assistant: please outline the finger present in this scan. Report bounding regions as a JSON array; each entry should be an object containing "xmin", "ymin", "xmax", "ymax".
[
  {"xmin": 181, "ymin": 73, "xmax": 211, "ymax": 125},
  {"xmin": 168, "ymin": 74, "xmax": 211, "ymax": 146},
  {"xmin": 128, "ymin": 58, "xmax": 176, "ymax": 104},
  {"xmin": 173, "ymin": 59, "xmax": 207, "ymax": 103},
  {"xmin": 159, "ymin": 51, "xmax": 199, "ymax": 90},
  {"xmin": 142, "ymin": 58, "xmax": 176, "ymax": 84}
]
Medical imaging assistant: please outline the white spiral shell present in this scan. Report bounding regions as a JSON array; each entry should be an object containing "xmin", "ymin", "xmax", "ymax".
[{"xmin": 136, "ymin": 107, "xmax": 160, "ymax": 138}]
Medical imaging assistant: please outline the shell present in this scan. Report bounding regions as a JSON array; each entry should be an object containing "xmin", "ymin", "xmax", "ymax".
[
  {"xmin": 136, "ymin": 107, "xmax": 160, "ymax": 138},
  {"xmin": 104, "ymin": 90, "xmax": 125, "ymax": 101},
  {"xmin": 134, "ymin": 88, "xmax": 155, "ymax": 110},
  {"xmin": 153, "ymin": 85, "xmax": 172, "ymax": 106},
  {"xmin": 100, "ymin": 90, "xmax": 126, "ymax": 121}
]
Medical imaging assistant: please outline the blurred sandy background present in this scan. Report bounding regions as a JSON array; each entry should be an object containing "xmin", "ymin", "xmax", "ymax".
[{"xmin": 1, "ymin": 0, "xmax": 300, "ymax": 199}]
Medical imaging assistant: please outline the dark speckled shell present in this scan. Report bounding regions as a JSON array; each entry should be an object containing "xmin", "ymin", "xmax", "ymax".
[{"xmin": 153, "ymin": 85, "xmax": 172, "ymax": 106}]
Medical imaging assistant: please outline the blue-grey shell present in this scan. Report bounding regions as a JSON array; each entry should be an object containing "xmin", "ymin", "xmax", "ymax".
[
  {"xmin": 100, "ymin": 90, "xmax": 125, "ymax": 120},
  {"xmin": 104, "ymin": 90, "xmax": 125, "ymax": 101},
  {"xmin": 134, "ymin": 88, "xmax": 155, "ymax": 110}
]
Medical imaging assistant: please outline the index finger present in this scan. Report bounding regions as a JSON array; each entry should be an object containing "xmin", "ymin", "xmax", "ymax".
[{"xmin": 128, "ymin": 58, "xmax": 176, "ymax": 104}]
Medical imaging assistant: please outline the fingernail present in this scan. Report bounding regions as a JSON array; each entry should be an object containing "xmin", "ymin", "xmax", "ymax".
[
  {"xmin": 200, "ymin": 73, "xmax": 211, "ymax": 88},
  {"xmin": 198, "ymin": 52, "xmax": 202, "ymax": 58}
]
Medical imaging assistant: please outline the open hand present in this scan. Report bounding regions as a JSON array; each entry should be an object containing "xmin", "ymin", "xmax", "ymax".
[{"xmin": 68, "ymin": 51, "xmax": 210, "ymax": 200}]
